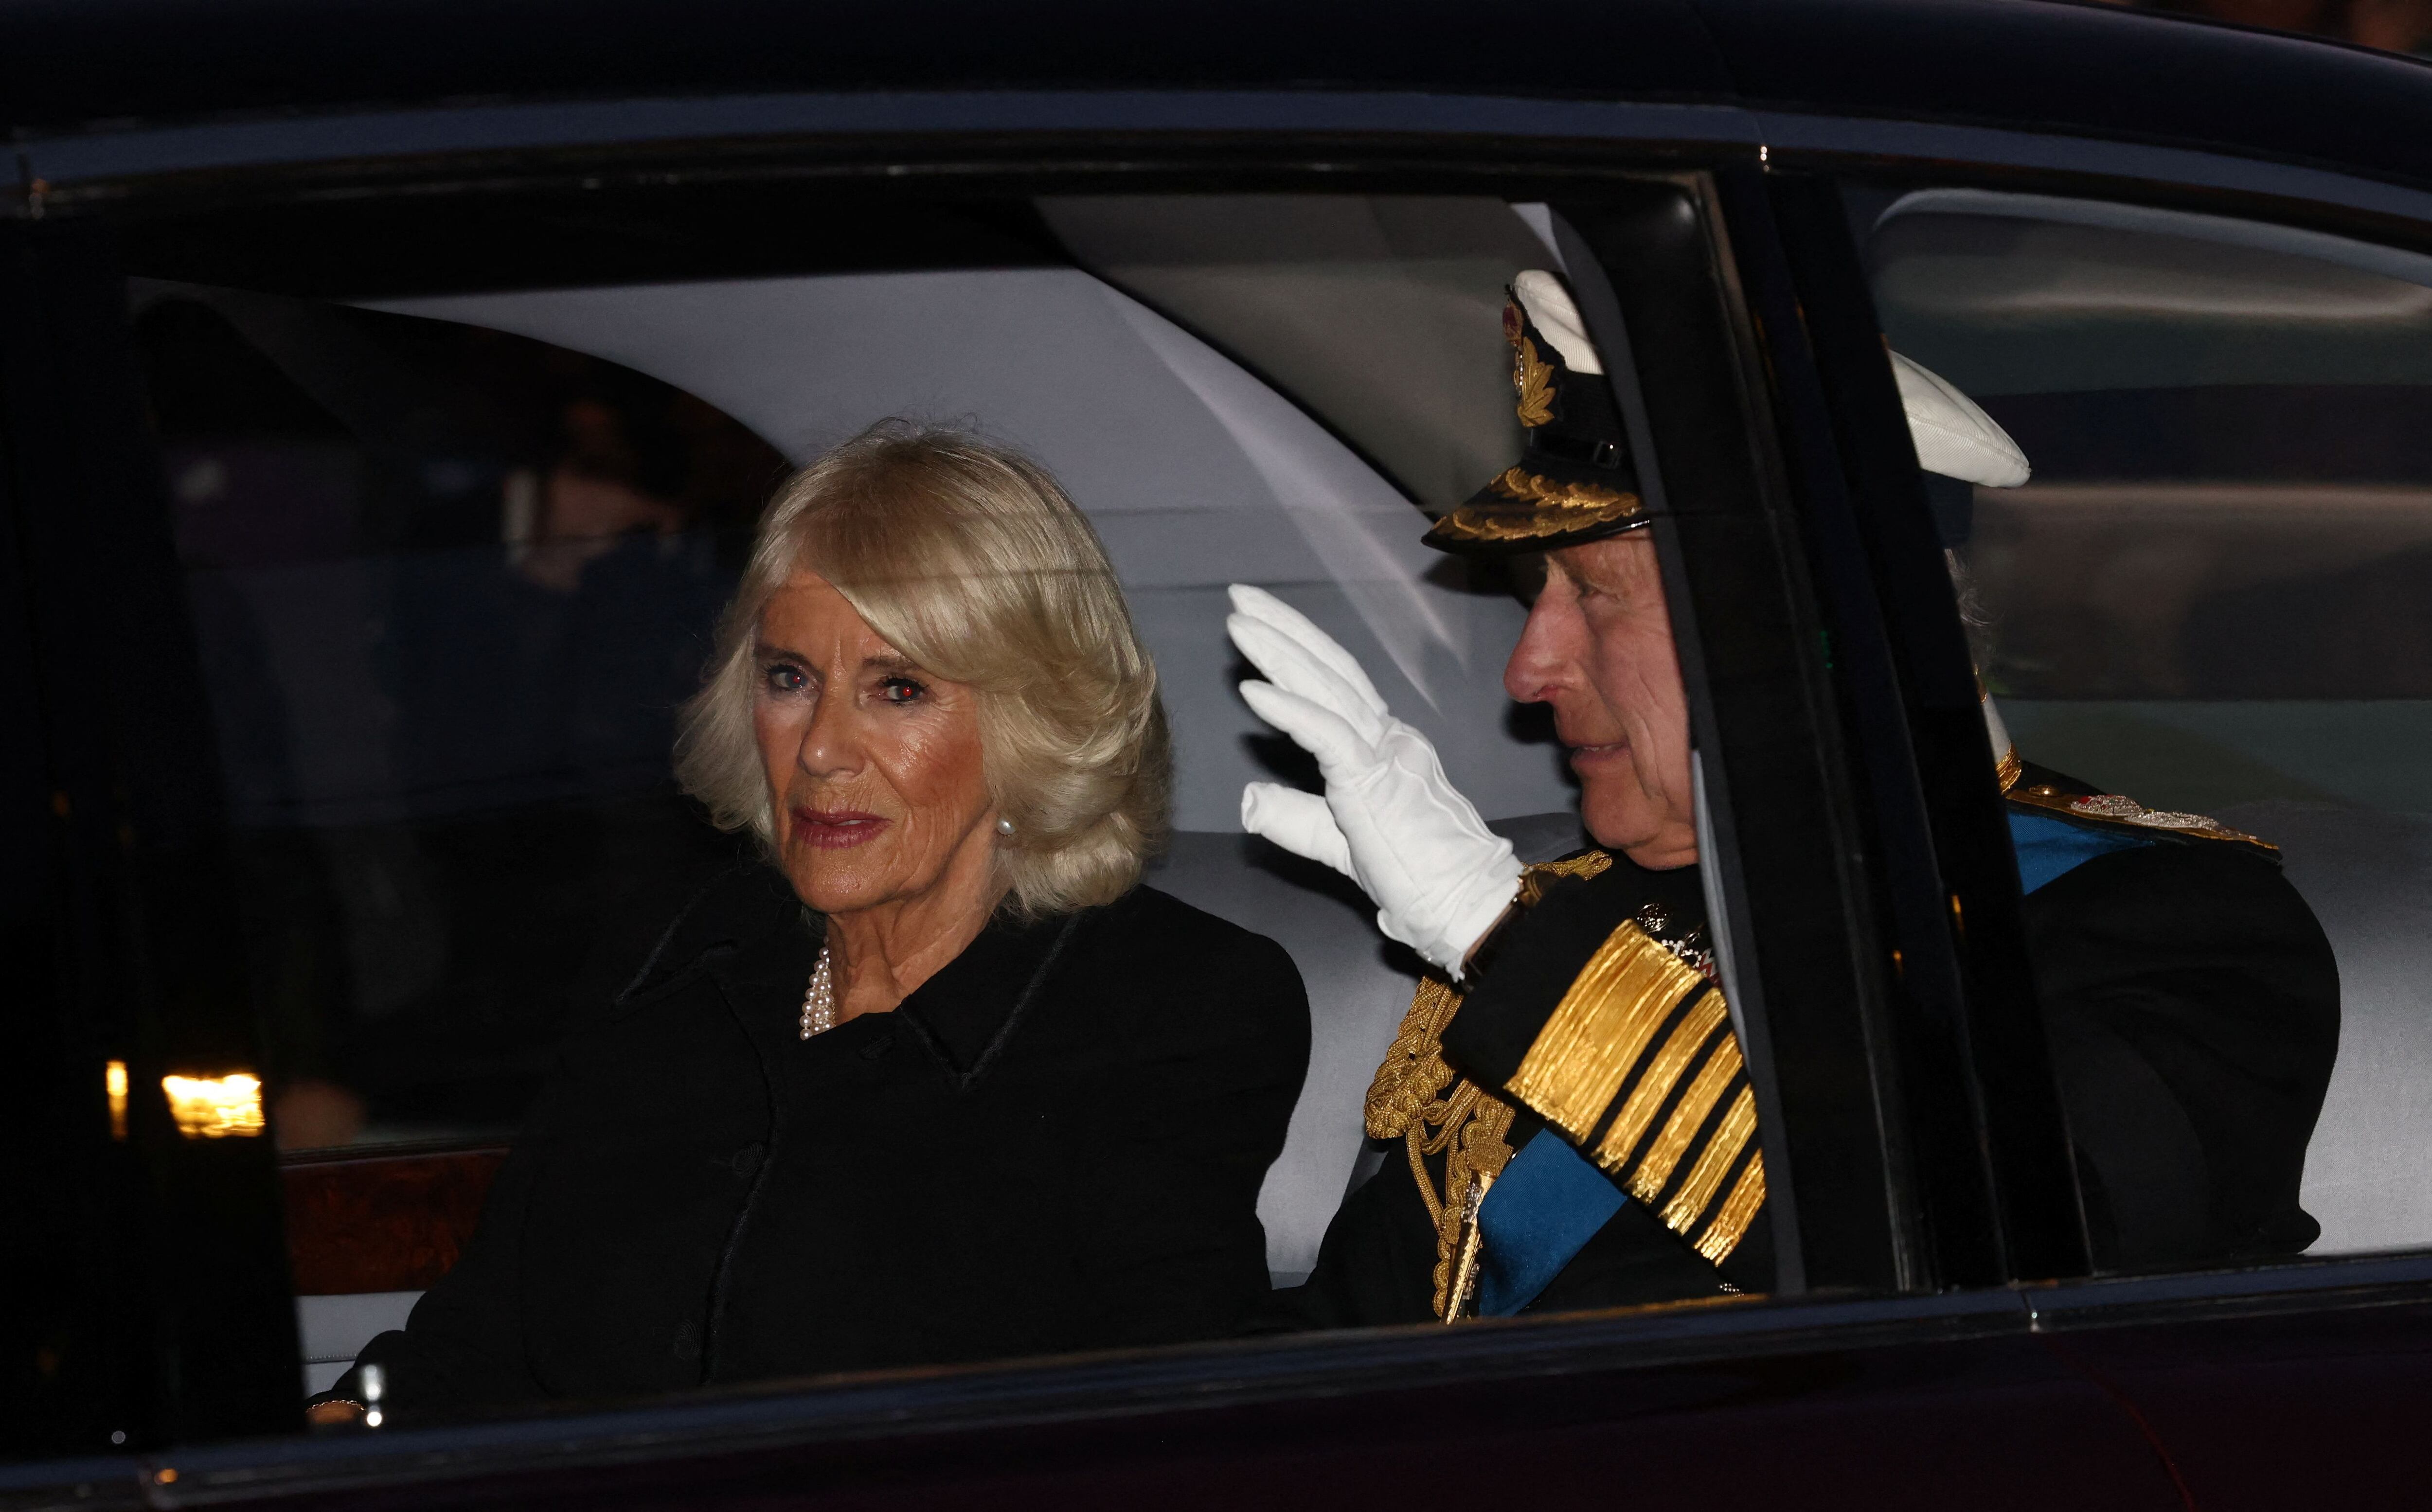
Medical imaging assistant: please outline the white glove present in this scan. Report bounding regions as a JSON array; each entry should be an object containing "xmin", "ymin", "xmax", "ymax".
[{"xmin": 1227, "ymin": 584, "xmax": 1522, "ymax": 978}]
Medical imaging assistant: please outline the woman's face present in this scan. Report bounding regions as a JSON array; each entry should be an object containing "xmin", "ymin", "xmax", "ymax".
[{"xmin": 752, "ymin": 569, "xmax": 999, "ymax": 917}]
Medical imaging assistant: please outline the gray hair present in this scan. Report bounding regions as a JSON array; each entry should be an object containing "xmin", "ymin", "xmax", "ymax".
[{"xmin": 676, "ymin": 422, "xmax": 1170, "ymax": 917}]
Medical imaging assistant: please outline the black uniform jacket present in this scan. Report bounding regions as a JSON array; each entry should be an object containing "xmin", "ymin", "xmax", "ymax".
[
  {"xmin": 1291, "ymin": 852, "xmax": 1767, "ymax": 1329},
  {"xmin": 1292, "ymin": 773, "xmax": 2340, "ymax": 1328},
  {"xmin": 338, "ymin": 866, "xmax": 1310, "ymax": 1421},
  {"xmin": 2014, "ymin": 763, "xmax": 2340, "ymax": 1268}
]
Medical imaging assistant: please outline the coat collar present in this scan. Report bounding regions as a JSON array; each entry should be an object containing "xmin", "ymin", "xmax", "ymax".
[
  {"xmin": 675, "ymin": 875, "xmax": 1093, "ymax": 1091},
  {"xmin": 617, "ymin": 863, "xmax": 808, "ymax": 1017},
  {"xmin": 892, "ymin": 908, "xmax": 1087, "ymax": 1089},
  {"xmin": 686, "ymin": 885, "xmax": 1094, "ymax": 1094}
]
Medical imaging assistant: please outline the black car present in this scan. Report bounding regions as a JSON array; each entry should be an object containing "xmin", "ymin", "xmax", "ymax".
[{"xmin": 7, "ymin": 0, "xmax": 2432, "ymax": 1505}]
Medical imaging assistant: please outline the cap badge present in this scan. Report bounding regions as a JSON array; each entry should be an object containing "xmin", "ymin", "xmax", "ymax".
[
  {"xmin": 1426, "ymin": 270, "xmax": 1646, "ymax": 555},
  {"xmin": 1504, "ymin": 301, "xmax": 1555, "ymax": 427},
  {"xmin": 1512, "ymin": 336, "xmax": 1556, "ymax": 428}
]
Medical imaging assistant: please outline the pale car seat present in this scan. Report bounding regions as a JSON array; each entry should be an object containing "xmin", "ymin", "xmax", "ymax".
[
  {"xmin": 1147, "ymin": 812, "xmax": 1584, "ymax": 1286},
  {"xmin": 2216, "ymin": 799, "xmax": 2432, "ymax": 1256}
]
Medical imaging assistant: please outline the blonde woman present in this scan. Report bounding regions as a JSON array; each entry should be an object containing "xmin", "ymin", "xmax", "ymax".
[{"xmin": 313, "ymin": 424, "xmax": 1309, "ymax": 1423}]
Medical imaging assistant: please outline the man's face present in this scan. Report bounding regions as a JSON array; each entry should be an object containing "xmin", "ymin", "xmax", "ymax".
[{"xmin": 1502, "ymin": 533, "xmax": 1699, "ymax": 869}]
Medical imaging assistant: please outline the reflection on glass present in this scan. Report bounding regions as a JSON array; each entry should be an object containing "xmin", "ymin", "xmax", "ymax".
[
  {"xmin": 161, "ymin": 1073, "xmax": 266, "ymax": 1138},
  {"xmin": 105, "ymin": 1060, "xmax": 128, "ymax": 1140},
  {"xmin": 358, "ymin": 1363, "xmax": 386, "ymax": 1428},
  {"xmin": 135, "ymin": 286, "xmax": 784, "ymax": 1152},
  {"xmin": 1866, "ymin": 187, "xmax": 2432, "ymax": 1263}
]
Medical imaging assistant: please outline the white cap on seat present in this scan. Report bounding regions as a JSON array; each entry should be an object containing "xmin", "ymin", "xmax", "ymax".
[
  {"xmin": 1500, "ymin": 287, "xmax": 2024, "ymax": 489},
  {"xmin": 1892, "ymin": 352, "xmax": 2030, "ymax": 488},
  {"xmin": 1512, "ymin": 269, "xmax": 1604, "ymax": 375}
]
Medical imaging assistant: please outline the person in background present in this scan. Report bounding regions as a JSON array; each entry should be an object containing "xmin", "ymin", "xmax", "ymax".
[
  {"xmin": 309, "ymin": 423, "xmax": 1308, "ymax": 1423},
  {"xmin": 1234, "ymin": 271, "xmax": 2336, "ymax": 1326},
  {"xmin": 1913, "ymin": 357, "xmax": 2342, "ymax": 1269}
]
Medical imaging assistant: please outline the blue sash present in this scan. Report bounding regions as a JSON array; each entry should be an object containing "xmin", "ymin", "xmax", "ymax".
[
  {"xmin": 1474, "ymin": 1131, "xmax": 1623, "ymax": 1316},
  {"xmin": 2008, "ymin": 808, "xmax": 2150, "ymax": 895}
]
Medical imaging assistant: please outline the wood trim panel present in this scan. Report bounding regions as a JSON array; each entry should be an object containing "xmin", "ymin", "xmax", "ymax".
[{"xmin": 282, "ymin": 1143, "xmax": 507, "ymax": 1296}]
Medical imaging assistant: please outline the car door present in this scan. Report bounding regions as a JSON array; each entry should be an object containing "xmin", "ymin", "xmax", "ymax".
[{"xmin": 1770, "ymin": 109, "xmax": 2432, "ymax": 1511}]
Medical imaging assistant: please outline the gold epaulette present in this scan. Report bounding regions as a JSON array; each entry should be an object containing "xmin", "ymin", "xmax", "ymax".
[
  {"xmin": 2006, "ymin": 782, "xmax": 2279, "ymax": 856},
  {"xmin": 1364, "ymin": 975, "xmax": 1514, "ymax": 1319}
]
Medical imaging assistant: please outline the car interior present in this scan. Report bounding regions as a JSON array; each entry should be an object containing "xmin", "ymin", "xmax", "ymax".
[{"xmin": 129, "ymin": 185, "xmax": 2432, "ymax": 1398}]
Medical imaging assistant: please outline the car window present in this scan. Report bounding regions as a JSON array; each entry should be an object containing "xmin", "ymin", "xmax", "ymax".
[
  {"xmin": 107, "ymin": 187, "xmax": 1854, "ymax": 1419},
  {"xmin": 145, "ymin": 286, "xmax": 780, "ymax": 1152},
  {"xmin": 1855, "ymin": 183, "xmax": 2432, "ymax": 1263}
]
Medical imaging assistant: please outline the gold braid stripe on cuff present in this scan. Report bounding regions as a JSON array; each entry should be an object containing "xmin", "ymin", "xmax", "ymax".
[
  {"xmin": 1594, "ymin": 990, "xmax": 1730, "ymax": 1177},
  {"xmin": 1611, "ymin": 1003, "xmax": 1740, "ymax": 1193},
  {"xmin": 1660, "ymin": 1085, "xmax": 1757, "ymax": 1234},
  {"xmin": 1695, "ymin": 1147, "xmax": 1767, "ymax": 1263},
  {"xmin": 1505, "ymin": 919, "xmax": 1767, "ymax": 1265},
  {"xmin": 1508, "ymin": 920, "xmax": 1707, "ymax": 1142}
]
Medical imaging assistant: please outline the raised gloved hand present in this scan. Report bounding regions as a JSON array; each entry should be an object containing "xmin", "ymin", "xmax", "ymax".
[{"xmin": 1227, "ymin": 584, "xmax": 1522, "ymax": 977}]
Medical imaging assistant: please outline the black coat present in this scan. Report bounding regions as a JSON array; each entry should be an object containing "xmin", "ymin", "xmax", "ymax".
[{"xmin": 340, "ymin": 868, "xmax": 1310, "ymax": 1420}]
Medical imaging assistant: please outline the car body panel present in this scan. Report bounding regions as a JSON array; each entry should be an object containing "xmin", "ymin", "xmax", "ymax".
[
  {"xmin": 1, "ymin": 1291, "xmax": 2180, "ymax": 1510},
  {"xmin": 0, "ymin": 0, "xmax": 2425, "ymax": 189}
]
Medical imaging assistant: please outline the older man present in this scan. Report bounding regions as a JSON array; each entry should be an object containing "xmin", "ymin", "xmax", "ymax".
[{"xmin": 1236, "ymin": 271, "xmax": 2337, "ymax": 1325}]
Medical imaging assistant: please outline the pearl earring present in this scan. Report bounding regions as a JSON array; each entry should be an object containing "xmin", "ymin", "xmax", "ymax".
[{"xmin": 996, "ymin": 816, "xmax": 1016, "ymax": 836}]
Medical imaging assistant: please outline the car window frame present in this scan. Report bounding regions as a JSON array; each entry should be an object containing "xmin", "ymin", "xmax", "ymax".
[
  {"xmin": 20, "ymin": 88, "xmax": 2414, "ymax": 1480},
  {"xmin": 1773, "ymin": 124, "xmax": 2432, "ymax": 1298}
]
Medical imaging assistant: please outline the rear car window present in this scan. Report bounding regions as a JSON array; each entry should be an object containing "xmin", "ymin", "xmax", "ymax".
[{"xmin": 1859, "ymin": 184, "xmax": 2432, "ymax": 1260}]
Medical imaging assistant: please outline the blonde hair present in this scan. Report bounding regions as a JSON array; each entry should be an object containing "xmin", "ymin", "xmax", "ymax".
[{"xmin": 676, "ymin": 421, "xmax": 1169, "ymax": 917}]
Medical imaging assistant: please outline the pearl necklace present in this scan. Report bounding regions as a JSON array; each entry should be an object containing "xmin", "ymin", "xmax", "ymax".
[{"xmin": 799, "ymin": 945, "xmax": 835, "ymax": 1039}]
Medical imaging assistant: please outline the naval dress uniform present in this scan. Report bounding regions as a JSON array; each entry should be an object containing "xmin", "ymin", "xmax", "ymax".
[
  {"xmin": 1289, "ymin": 273, "xmax": 1772, "ymax": 1326},
  {"xmin": 1285, "ymin": 269, "xmax": 2341, "ymax": 1330},
  {"xmin": 1293, "ymin": 846, "xmax": 1771, "ymax": 1326}
]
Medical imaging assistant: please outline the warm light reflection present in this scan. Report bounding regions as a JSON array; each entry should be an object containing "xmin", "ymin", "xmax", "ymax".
[
  {"xmin": 161, "ymin": 1073, "xmax": 265, "ymax": 1138},
  {"xmin": 105, "ymin": 1061, "xmax": 128, "ymax": 1140}
]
